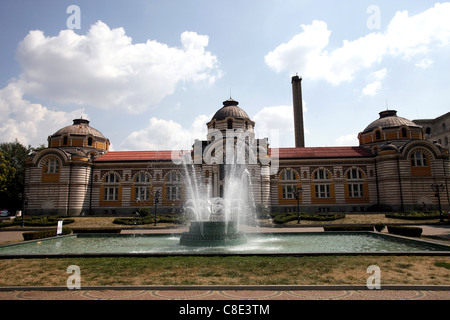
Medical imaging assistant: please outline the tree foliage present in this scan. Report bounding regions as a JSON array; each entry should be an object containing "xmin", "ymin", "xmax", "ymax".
[{"xmin": 0, "ymin": 140, "xmax": 39, "ymax": 212}]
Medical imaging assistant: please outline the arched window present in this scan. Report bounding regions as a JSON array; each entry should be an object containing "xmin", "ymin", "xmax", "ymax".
[
  {"xmin": 104, "ymin": 173, "xmax": 119, "ymax": 183},
  {"xmin": 313, "ymin": 168, "xmax": 330, "ymax": 180},
  {"xmin": 281, "ymin": 169, "xmax": 297, "ymax": 181}
]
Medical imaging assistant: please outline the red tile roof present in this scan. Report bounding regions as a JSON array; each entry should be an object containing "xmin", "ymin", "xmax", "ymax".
[
  {"xmin": 95, "ymin": 150, "xmax": 190, "ymax": 162},
  {"xmin": 95, "ymin": 147, "xmax": 371, "ymax": 162},
  {"xmin": 272, "ymin": 147, "xmax": 372, "ymax": 159}
]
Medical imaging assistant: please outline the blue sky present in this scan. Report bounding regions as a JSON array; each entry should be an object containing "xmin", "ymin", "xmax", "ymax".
[{"xmin": 0, "ymin": 0, "xmax": 449, "ymax": 150}]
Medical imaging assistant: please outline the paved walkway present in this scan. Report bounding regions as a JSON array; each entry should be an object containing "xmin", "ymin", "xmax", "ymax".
[{"xmin": 0, "ymin": 287, "xmax": 449, "ymax": 300}]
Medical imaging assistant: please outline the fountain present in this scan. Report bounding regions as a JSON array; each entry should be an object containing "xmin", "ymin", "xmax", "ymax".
[{"xmin": 179, "ymin": 153, "xmax": 256, "ymax": 247}]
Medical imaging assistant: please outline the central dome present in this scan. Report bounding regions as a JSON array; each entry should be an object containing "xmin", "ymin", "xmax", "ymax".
[
  {"xmin": 363, "ymin": 110, "xmax": 420, "ymax": 133},
  {"xmin": 53, "ymin": 119, "xmax": 106, "ymax": 138},
  {"xmin": 211, "ymin": 98, "xmax": 250, "ymax": 121}
]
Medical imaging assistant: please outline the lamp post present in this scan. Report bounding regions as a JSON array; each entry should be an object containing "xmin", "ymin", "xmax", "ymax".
[
  {"xmin": 154, "ymin": 190, "xmax": 160, "ymax": 226},
  {"xmin": 18, "ymin": 193, "xmax": 23, "ymax": 228},
  {"xmin": 293, "ymin": 186, "xmax": 302, "ymax": 224},
  {"xmin": 431, "ymin": 184, "xmax": 445, "ymax": 222}
]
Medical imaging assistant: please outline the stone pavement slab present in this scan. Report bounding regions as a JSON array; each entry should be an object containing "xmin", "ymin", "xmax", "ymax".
[{"xmin": 0, "ymin": 288, "xmax": 449, "ymax": 300}]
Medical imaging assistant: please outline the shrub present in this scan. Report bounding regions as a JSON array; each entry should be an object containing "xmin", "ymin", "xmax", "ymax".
[
  {"xmin": 385, "ymin": 212, "xmax": 440, "ymax": 220},
  {"xmin": 387, "ymin": 225, "xmax": 422, "ymax": 237},
  {"xmin": 271, "ymin": 212, "xmax": 345, "ymax": 224},
  {"xmin": 13, "ymin": 216, "xmax": 75, "ymax": 226},
  {"xmin": 0, "ymin": 221, "xmax": 14, "ymax": 228},
  {"xmin": 23, "ymin": 227, "xmax": 72, "ymax": 241},
  {"xmin": 113, "ymin": 214, "xmax": 185, "ymax": 225},
  {"xmin": 375, "ymin": 223, "xmax": 385, "ymax": 232},
  {"xmin": 136, "ymin": 208, "xmax": 151, "ymax": 217},
  {"xmin": 113, "ymin": 217, "xmax": 153, "ymax": 225},
  {"xmin": 324, "ymin": 225, "xmax": 374, "ymax": 232},
  {"xmin": 272, "ymin": 213, "xmax": 298, "ymax": 224}
]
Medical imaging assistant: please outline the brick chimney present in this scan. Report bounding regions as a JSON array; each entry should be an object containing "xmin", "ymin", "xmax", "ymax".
[{"xmin": 292, "ymin": 75, "xmax": 305, "ymax": 148}]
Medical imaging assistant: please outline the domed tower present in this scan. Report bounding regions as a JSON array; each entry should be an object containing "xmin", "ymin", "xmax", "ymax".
[
  {"xmin": 195, "ymin": 98, "xmax": 270, "ymax": 204},
  {"xmin": 25, "ymin": 118, "xmax": 109, "ymax": 216},
  {"xmin": 206, "ymin": 98, "xmax": 255, "ymax": 141},
  {"xmin": 358, "ymin": 110, "xmax": 424, "ymax": 154},
  {"xmin": 47, "ymin": 118, "xmax": 110, "ymax": 158}
]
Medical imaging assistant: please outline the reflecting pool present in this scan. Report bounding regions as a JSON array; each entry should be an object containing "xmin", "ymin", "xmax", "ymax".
[{"xmin": 0, "ymin": 232, "xmax": 448, "ymax": 256}]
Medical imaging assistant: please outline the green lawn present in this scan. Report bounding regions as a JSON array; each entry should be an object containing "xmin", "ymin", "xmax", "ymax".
[{"xmin": 0, "ymin": 256, "xmax": 449, "ymax": 287}]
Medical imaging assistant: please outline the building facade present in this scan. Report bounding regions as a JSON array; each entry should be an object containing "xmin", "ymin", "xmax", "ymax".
[{"xmin": 24, "ymin": 78, "xmax": 450, "ymax": 215}]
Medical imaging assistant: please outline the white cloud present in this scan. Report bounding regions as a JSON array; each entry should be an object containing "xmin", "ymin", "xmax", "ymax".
[
  {"xmin": 265, "ymin": 3, "xmax": 450, "ymax": 85},
  {"xmin": 120, "ymin": 114, "xmax": 210, "ymax": 151},
  {"xmin": 15, "ymin": 21, "xmax": 221, "ymax": 113},
  {"xmin": 362, "ymin": 68, "xmax": 388, "ymax": 97},
  {"xmin": 253, "ymin": 105, "xmax": 294, "ymax": 135},
  {"xmin": 415, "ymin": 58, "xmax": 434, "ymax": 69},
  {"xmin": 252, "ymin": 105, "xmax": 309, "ymax": 148},
  {"xmin": 335, "ymin": 134, "xmax": 359, "ymax": 146},
  {"xmin": 0, "ymin": 81, "xmax": 83, "ymax": 147}
]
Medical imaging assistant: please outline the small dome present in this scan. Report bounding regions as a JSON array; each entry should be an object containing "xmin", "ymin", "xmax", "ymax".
[
  {"xmin": 211, "ymin": 99, "xmax": 250, "ymax": 121},
  {"xmin": 363, "ymin": 110, "xmax": 420, "ymax": 133},
  {"xmin": 53, "ymin": 119, "xmax": 106, "ymax": 138}
]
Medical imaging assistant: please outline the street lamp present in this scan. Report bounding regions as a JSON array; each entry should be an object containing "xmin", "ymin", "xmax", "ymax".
[
  {"xmin": 153, "ymin": 190, "xmax": 160, "ymax": 226},
  {"xmin": 431, "ymin": 184, "xmax": 445, "ymax": 222},
  {"xmin": 293, "ymin": 186, "xmax": 302, "ymax": 224},
  {"xmin": 18, "ymin": 193, "xmax": 24, "ymax": 228}
]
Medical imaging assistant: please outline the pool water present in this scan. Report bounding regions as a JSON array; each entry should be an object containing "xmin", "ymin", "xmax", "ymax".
[{"xmin": 0, "ymin": 232, "xmax": 448, "ymax": 256}]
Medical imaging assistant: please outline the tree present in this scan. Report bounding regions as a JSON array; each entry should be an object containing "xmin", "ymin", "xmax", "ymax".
[
  {"xmin": 0, "ymin": 152, "xmax": 16, "ymax": 194},
  {"xmin": 0, "ymin": 140, "xmax": 32, "ymax": 212}
]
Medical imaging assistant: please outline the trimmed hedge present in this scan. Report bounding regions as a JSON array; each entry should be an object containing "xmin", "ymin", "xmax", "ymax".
[
  {"xmin": 387, "ymin": 225, "xmax": 422, "ymax": 237},
  {"xmin": 271, "ymin": 213, "xmax": 345, "ymax": 224},
  {"xmin": 113, "ymin": 215, "xmax": 185, "ymax": 225},
  {"xmin": 385, "ymin": 212, "xmax": 441, "ymax": 220},
  {"xmin": 0, "ymin": 221, "xmax": 15, "ymax": 228},
  {"xmin": 23, "ymin": 227, "xmax": 72, "ymax": 241},
  {"xmin": 324, "ymin": 225, "xmax": 374, "ymax": 232},
  {"xmin": 13, "ymin": 216, "xmax": 75, "ymax": 226}
]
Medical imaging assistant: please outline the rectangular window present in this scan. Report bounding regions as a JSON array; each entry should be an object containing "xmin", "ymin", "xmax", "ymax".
[
  {"xmin": 135, "ymin": 187, "xmax": 149, "ymax": 201},
  {"xmin": 167, "ymin": 186, "xmax": 181, "ymax": 201},
  {"xmin": 315, "ymin": 184, "xmax": 330, "ymax": 198},
  {"xmin": 104, "ymin": 187, "xmax": 118, "ymax": 201},
  {"xmin": 348, "ymin": 183, "xmax": 364, "ymax": 198},
  {"xmin": 46, "ymin": 159, "xmax": 59, "ymax": 173},
  {"xmin": 411, "ymin": 151, "xmax": 428, "ymax": 167},
  {"xmin": 282, "ymin": 185, "xmax": 295, "ymax": 199}
]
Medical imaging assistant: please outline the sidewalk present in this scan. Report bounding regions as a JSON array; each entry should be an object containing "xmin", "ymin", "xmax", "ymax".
[
  {"xmin": 2, "ymin": 223, "xmax": 448, "ymax": 243},
  {"xmin": 0, "ymin": 286, "xmax": 449, "ymax": 300}
]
